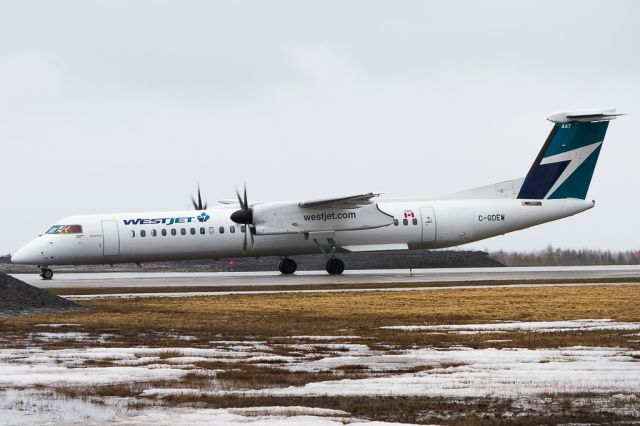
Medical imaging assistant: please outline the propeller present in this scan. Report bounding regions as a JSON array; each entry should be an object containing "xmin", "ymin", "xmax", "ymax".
[
  {"xmin": 230, "ymin": 185, "xmax": 255, "ymax": 253},
  {"xmin": 191, "ymin": 185, "xmax": 208, "ymax": 210}
]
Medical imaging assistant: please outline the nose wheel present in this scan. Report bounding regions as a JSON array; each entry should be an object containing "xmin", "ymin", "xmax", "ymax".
[
  {"xmin": 278, "ymin": 258, "xmax": 297, "ymax": 275},
  {"xmin": 326, "ymin": 258, "xmax": 345, "ymax": 275},
  {"xmin": 40, "ymin": 268, "xmax": 54, "ymax": 280}
]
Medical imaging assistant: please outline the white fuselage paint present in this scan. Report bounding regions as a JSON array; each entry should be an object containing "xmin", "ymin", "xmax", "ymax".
[{"xmin": 11, "ymin": 198, "xmax": 593, "ymax": 266}]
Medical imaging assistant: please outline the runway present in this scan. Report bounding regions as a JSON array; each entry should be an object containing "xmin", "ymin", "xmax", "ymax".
[{"xmin": 14, "ymin": 265, "xmax": 640, "ymax": 289}]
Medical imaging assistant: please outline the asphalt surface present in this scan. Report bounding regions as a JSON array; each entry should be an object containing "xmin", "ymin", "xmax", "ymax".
[{"xmin": 13, "ymin": 265, "xmax": 640, "ymax": 289}]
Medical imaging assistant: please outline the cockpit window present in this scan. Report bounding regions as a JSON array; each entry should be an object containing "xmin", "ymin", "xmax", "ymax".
[
  {"xmin": 61, "ymin": 225, "xmax": 83, "ymax": 234},
  {"xmin": 46, "ymin": 225, "xmax": 83, "ymax": 234},
  {"xmin": 46, "ymin": 225, "xmax": 65, "ymax": 234}
]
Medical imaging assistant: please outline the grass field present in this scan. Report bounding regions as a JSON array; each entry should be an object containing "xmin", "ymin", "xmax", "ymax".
[
  {"xmin": 7, "ymin": 283, "xmax": 640, "ymax": 335},
  {"xmin": 2, "ymin": 283, "xmax": 640, "ymax": 424}
]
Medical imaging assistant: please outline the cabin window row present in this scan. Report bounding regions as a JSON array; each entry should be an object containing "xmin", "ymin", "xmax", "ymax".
[
  {"xmin": 129, "ymin": 225, "xmax": 246, "ymax": 238},
  {"xmin": 393, "ymin": 218, "xmax": 418, "ymax": 226}
]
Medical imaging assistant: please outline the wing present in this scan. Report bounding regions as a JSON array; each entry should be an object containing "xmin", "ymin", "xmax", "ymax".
[{"xmin": 298, "ymin": 192, "xmax": 381, "ymax": 209}]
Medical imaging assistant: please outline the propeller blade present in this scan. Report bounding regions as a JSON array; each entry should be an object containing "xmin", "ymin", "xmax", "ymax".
[
  {"xmin": 192, "ymin": 185, "xmax": 207, "ymax": 210},
  {"xmin": 250, "ymin": 226, "xmax": 255, "ymax": 249},
  {"xmin": 236, "ymin": 188, "xmax": 245, "ymax": 209},
  {"xmin": 242, "ymin": 228, "xmax": 248, "ymax": 253},
  {"xmin": 244, "ymin": 186, "xmax": 248, "ymax": 211}
]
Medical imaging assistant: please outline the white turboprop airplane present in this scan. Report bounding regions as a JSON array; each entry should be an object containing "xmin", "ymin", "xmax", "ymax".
[{"xmin": 12, "ymin": 109, "xmax": 624, "ymax": 279}]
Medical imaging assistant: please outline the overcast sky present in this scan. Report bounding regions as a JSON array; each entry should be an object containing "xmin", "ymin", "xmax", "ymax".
[{"xmin": 1, "ymin": 1, "xmax": 639, "ymax": 254}]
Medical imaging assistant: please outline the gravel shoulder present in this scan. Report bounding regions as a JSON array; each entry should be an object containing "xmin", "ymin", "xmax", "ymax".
[{"xmin": 0, "ymin": 272, "xmax": 86, "ymax": 318}]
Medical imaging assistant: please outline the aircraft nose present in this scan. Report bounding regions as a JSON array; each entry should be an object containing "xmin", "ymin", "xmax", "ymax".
[{"xmin": 11, "ymin": 242, "xmax": 44, "ymax": 265}]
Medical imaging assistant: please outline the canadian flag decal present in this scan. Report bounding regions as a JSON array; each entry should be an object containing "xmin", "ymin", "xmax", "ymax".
[{"xmin": 403, "ymin": 211, "xmax": 415, "ymax": 218}]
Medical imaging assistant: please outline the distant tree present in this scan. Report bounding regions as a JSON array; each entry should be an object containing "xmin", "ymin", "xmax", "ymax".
[{"xmin": 490, "ymin": 248, "xmax": 640, "ymax": 267}]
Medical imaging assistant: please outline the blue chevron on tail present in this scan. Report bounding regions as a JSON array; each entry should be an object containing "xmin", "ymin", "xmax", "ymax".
[{"xmin": 517, "ymin": 109, "xmax": 624, "ymax": 200}]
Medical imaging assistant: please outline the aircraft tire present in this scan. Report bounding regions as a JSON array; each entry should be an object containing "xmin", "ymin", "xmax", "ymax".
[
  {"xmin": 326, "ymin": 258, "xmax": 345, "ymax": 275},
  {"xmin": 40, "ymin": 268, "xmax": 53, "ymax": 280},
  {"xmin": 279, "ymin": 258, "xmax": 297, "ymax": 275}
]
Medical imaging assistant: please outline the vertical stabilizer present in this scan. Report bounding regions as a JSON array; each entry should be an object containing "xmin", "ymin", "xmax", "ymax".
[{"xmin": 517, "ymin": 108, "xmax": 623, "ymax": 200}]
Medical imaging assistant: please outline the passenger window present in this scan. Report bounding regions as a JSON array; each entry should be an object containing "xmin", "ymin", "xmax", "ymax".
[
  {"xmin": 241, "ymin": 225, "xmax": 246, "ymax": 233},
  {"xmin": 190, "ymin": 228, "xmax": 196, "ymax": 235},
  {"xmin": 140, "ymin": 230, "xmax": 146, "ymax": 237},
  {"xmin": 129, "ymin": 230, "xmax": 135, "ymax": 238},
  {"xmin": 403, "ymin": 218, "xmax": 408, "ymax": 226},
  {"xmin": 412, "ymin": 218, "xmax": 418, "ymax": 225},
  {"xmin": 181, "ymin": 228, "xmax": 186, "ymax": 236},
  {"xmin": 171, "ymin": 229, "xmax": 176, "ymax": 236},
  {"xmin": 151, "ymin": 229, "xmax": 157, "ymax": 237},
  {"xmin": 230, "ymin": 226, "xmax": 235, "ymax": 233},
  {"xmin": 393, "ymin": 219, "xmax": 399, "ymax": 226},
  {"xmin": 200, "ymin": 227, "xmax": 205, "ymax": 235},
  {"xmin": 161, "ymin": 229, "xmax": 167, "ymax": 236},
  {"xmin": 209, "ymin": 227, "xmax": 214, "ymax": 234},
  {"xmin": 219, "ymin": 226, "xmax": 225, "ymax": 234}
]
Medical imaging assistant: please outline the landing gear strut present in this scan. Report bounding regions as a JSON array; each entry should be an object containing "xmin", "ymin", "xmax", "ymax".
[
  {"xmin": 278, "ymin": 258, "xmax": 297, "ymax": 275},
  {"xmin": 325, "ymin": 258, "xmax": 345, "ymax": 275},
  {"xmin": 40, "ymin": 268, "xmax": 53, "ymax": 280}
]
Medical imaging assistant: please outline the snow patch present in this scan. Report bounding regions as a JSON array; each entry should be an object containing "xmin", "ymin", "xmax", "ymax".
[
  {"xmin": 382, "ymin": 319, "xmax": 640, "ymax": 333},
  {"xmin": 245, "ymin": 346, "xmax": 640, "ymax": 398},
  {"xmin": 289, "ymin": 336, "xmax": 362, "ymax": 340},
  {"xmin": 118, "ymin": 406, "xmax": 413, "ymax": 425}
]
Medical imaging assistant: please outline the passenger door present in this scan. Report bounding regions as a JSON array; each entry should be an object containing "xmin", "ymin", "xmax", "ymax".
[{"xmin": 102, "ymin": 221, "xmax": 120, "ymax": 256}]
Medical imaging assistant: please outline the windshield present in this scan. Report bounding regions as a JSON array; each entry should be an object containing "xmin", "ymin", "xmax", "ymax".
[{"xmin": 46, "ymin": 225, "xmax": 83, "ymax": 234}]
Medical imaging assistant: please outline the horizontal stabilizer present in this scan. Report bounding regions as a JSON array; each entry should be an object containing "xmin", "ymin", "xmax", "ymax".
[{"xmin": 547, "ymin": 108, "xmax": 626, "ymax": 124}]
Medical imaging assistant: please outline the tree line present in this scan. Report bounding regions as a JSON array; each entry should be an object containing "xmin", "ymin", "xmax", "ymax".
[{"xmin": 490, "ymin": 246, "xmax": 640, "ymax": 267}]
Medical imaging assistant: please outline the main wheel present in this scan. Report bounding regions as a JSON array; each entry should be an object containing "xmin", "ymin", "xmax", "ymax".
[
  {"xmin": 278, "ymin": 258, "xmax": 297, "ymax": 275},
  {"xmin": 40, "ymin": 268, "xmax": 53, "ymax": 280},
  {"xmin": 325, "ymin": 258, "xmax": 345, "ymax": 275}
]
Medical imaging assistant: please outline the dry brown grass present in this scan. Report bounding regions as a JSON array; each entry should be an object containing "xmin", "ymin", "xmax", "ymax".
[
  {"xmin": 3, "ymin": 284, "xmax": 640, "ymax": 351},
  {"xmin": 43, "ymin": 276, "xmax": 640, "ymax": 296},
  {"xmin": 215, "ymin": 363, "xmax": 342, "ymax": 389},
  {"xmin": 150, "ymin": 393, "xmax": 636, "ymax": 425}
]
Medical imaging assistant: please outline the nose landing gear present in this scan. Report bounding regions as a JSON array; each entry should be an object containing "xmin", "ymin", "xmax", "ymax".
[
  {"xmin": 326, "ymin": 258, "xmax": 345, "ymax": 275},
  {"xmin": 40, "ymin": 268, "xmax": 54, "ymax": 280}
]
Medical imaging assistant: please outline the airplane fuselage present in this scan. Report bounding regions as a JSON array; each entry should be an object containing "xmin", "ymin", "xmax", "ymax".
[{"xmin": 12, "ymin": 198, "xmax": 593, "ymax": 266}]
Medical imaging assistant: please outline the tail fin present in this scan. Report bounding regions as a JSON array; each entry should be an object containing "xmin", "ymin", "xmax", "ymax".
[{"xmin": 517, "ymin": 108, "xmax": 624, "ymax": 200}]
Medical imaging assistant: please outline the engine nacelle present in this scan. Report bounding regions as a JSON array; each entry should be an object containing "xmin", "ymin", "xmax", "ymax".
[{"xmin": 252, "ymin": 202, "xmax": 394, "ymax": 235}]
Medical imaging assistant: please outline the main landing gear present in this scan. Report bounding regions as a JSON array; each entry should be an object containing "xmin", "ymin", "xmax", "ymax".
[
  {"xmin": 278, "ymin": 258, "xmax": 297, "ymax": 275},
  {"xmin": 278, "ymin": 257, "xmax": 346, "ymax": 275},
  {"xmin": 325, "ymin": 257, "xmax": 345, "ymax": 275},
  {"xmin": 40, "ymin": 267, "xmax": 53, "ymax": 280}
]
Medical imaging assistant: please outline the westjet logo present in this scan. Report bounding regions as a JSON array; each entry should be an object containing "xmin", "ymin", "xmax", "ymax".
[
  {"xmin": 123, "ymin": 214, "xmax": 209, "ymax": 226},
  {"xmin": 303, "ymin": 211, "xmax": 357, "ymax": 222}
]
